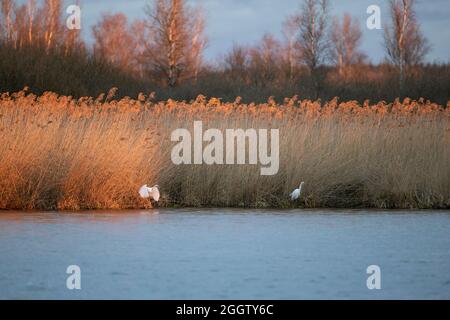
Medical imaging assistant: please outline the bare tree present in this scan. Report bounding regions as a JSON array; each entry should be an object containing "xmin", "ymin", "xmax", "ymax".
[
  {"xmin": 130, "ymin": 19, "xmax": 150, "ymax": 79},
  {"xmin": 143, "ymin": 0, "xmax": 206, "ymax": 87},
  {"xmin": 1, "ymin": 0, "xmax": 15, "ymax": 44},
  {"xmin": 223, "ymin": 44, "xmax": 249, "ymax": 86},
  {"xmin": 384, "ymin": 0, "xmax": 430, "ymax": 92},
  {"xmin": 282, "ymin": 14, "xmax": 301, "ymax": 81},
  {"xmin": 63, "ymin": 0, "xmax": 84, "ymax": 55},
  {"xmin": 297, "ymin": 0, "xmax": 330, "ymax": 96},
  {"xmin": 249, "ymin": 34, "xmax": 282, "ymax": 87},
  {"xmin": 63, "ymin": 26, "xmax": 83, "ymax": 55},
  {"xmin": 330, "ymin": 14, "xmax": 365, "ymax": 77},
  {"xmin": 93, "ymin": 13, "xmax": 139, "ymax": 72},
  {"xmin": 42, "ymin": 0, "xmax": 63, "ymax": 50},
  {"xmin": 186, "ymin": 9, "xmax": 207, "ymax": 82},
  {"xmin": 1, "ymin": 0, "xmax": 83, "ymax": 54},
  {"xmin": 13, "ymin": 3, "xmax": 26, "ymax": 48},
  {"xmin": 26, "ymin": 0, "xmax": 36, "ymax": 45}
]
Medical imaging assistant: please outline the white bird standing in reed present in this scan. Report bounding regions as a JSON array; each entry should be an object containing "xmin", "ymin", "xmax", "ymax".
[
  {"xmin": 290, "ymin": 182, "xmax": 305, "ymax": 201},
  {"xmin": 139, "ymin": 184, "xmax": 160, "ymax": 202}
]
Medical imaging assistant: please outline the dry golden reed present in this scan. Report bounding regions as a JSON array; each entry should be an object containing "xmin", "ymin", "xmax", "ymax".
[{"xmin": 0, "ymin": 90, "xmax": 449, "ymax": 210}]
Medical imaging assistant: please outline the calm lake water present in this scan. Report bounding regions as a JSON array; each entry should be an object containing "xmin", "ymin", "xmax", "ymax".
[{"xmin": 0, "ymin": 209, "xmax": 449, "ymax": 300}]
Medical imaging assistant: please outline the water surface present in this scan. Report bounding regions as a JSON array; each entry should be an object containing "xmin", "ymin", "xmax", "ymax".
[{"xmin": 0, "ymin": 209, "xmax": 449, "ymax": 299}]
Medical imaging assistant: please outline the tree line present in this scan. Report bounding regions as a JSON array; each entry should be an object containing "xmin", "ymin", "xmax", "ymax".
[{"xmin": 0, "ymin": 0, "xmax": 448, "ymax": 103}]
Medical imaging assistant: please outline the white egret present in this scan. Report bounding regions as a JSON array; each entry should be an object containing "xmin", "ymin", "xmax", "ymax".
[
  {"xmin": 139, "ymin": 184, "xmax": 160, "ymax": 202},
  {"xmin": 290, "ymin": 182, "xmax": 305, "ymax": 201}
]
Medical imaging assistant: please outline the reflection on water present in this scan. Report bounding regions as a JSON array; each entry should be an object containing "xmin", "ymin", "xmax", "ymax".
[{"xmin": 0, "ymin": 209, "xmax": 450, "ymax": 299}]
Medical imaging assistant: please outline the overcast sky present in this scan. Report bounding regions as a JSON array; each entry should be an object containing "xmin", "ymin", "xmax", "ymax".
[{"xmin": 76, "ymin": 0, "xmax": 450, "ymax": 64}]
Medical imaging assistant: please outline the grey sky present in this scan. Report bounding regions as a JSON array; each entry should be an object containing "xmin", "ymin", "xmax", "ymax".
[{"xmin": 77, "ymin": 0, "xmax": 450, "ymax": 64}]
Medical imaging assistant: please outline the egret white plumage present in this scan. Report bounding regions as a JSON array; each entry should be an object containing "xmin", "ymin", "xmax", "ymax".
[
  {"xmin": 139, "ymin": 184, "xmax": 160, "ymax": 202},
  {"xmin": 290, "ymin": 182, "xmax": 305, "ymax": 201}
]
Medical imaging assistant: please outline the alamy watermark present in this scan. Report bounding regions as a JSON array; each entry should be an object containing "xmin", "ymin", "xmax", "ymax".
[
  {"xmin": 171, "ymin": 121, "xmax": 279, "ymax": 176},
  {"xmin": 66, "ymin": 265, "xmax": 81, "ymax": 290},
  {"xmin": 366, "ymin": 265, "xmax": 381, "ymax": 290},
  {"xmin": 66, "ymin": 5, "xmax": 81, "ymax": 30},
  {"xmin": 366, "ymin": 5, "xmax": 382, "ymax": 30},
  {"xmin": 63, "ymin": 263, "xmax": 383, "ymax": 292}
]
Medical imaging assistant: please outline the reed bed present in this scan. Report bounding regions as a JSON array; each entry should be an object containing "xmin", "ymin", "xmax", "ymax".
[{"xmin": 0, "ymin": 89, "xmax": 449, "ymax": 210}]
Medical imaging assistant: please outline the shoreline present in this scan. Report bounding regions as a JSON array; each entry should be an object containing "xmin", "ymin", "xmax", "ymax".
[{"xmin": 2, "ymin": 206, "xmax": 450, "ymax": 212}]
